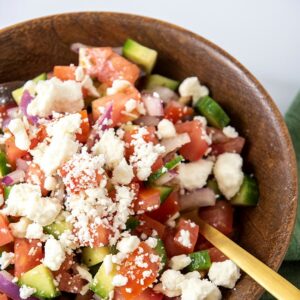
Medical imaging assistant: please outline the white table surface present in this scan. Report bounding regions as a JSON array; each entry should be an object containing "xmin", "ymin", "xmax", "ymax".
[{"xmin": 1, "ymin": 0, "xmax": 299, "ymax": 114}]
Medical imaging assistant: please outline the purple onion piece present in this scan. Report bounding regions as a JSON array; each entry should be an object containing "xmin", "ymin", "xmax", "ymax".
[
  {"xmin": 133, "ymin": 115, "xmax": 160, "ymax": 126},
  {"xmin": 142, "ymin": 93, "xmax": 164, "ymax": 117},
  {"xmin": 16, "ymin": 159, "xmax": 29, "ymax": 172},
  {"xmin": 147, "ymin": 86, "xmax": 179, "ymax": 103},
  {"xmin": 2, "ymin": 170, "xmax": 25, "ymax": 186},
  {"xmin": 160, "ymin": 133, "xmax": 191, "ymax": 156},
  {"xmin": 70, "ymin": 42, "xmax": 89, "ymax": 53},
  {"xmin": 20, "ymin": 90, "xmax": 38, "ymax": 124}
]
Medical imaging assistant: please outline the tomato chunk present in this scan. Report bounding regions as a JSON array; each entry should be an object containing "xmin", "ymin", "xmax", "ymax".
[
  {"xmin": 116, "ymin": 242, "xmax": 160, "ymax": 300},
  {"xmin": 25, "ymin": 162, "xmax": 48, "ymax": 196},
  {"xmin": 53, "ymin": 66, "xmax": 76, "ymax": 81},
  {"xmin": 175, "ymin": 120, "xmax": 209, "ymax": 161},
  {"xmin": 5, "ymin": 136, "xmax": 28, "ymax": 169},
  {"xmin": 30, "ymin": 125, "xmax": 47, "ymax": 150},
  {"xmin": 136, "ymin": 214, "xmax": 166, "ymax": 239},
  {"xmin": 0, "ymin": 215, "xmax": 14, "ymax": 247},
  {"xmin": 134, "ymin": 188, "xmax": 161, "ymax": 213},
  {"xmin": 76, "ymin": 110, "xmax": 91, "ymax": 143},
  {"xmin": 14, "ymin": 238, "xmax": 43, "ymax": 277},
  {"xmin": 164, "ymin": 101, "xmax": 194, "ymax": 123},
  {"xmin": 211, "ymin": 137, "xmax": 245, "ymax": 156},
  {"xmin": 0, "ymin": 294, "xmax": 8, "ymax": 300},
  {"xmin": 208, "ymin": 247, "xmax": 228, "ymax": 262}
]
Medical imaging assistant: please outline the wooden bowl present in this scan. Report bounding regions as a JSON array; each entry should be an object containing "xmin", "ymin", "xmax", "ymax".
[{"xmin": 0, "ymin": 12, "xmax": 297, "ymax": 299}]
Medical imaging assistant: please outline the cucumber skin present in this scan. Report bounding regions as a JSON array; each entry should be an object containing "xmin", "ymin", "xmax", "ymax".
[
  {"xmin": 0, "ymin": 152, "xmax": 10, "ymax": 177},
  {"xmin": 126, "ymin": 216, "xmax": 140, "ymax": 230},
  {"xmin": 82, "ymin": 246, "xmax": 110, "ymax": 267},
  {"xmin": 186, "ymin": 250, "xmax": 211, "ymax": 272},
  {"xmin": 146, "ymin": 74, "xmax": 179, "ymax": 91},
  {"xmin": 154, "ymin": 239, "xmax": 167, "ymax": 272}
]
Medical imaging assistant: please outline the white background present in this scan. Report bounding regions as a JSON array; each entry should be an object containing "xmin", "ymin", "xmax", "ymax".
[{"xmin": 0, "ymin": 0, "xmax": 299, "ymax": 114}]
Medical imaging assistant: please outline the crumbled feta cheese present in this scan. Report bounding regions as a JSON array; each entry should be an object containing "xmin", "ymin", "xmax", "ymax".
[
  {"xmin": 117, "ymin": 235, "xmax": 140, "ymax": 254},
  {"xmin": 176, "ymin": 230, "xmax": 192, "ymax": 248},
  {"xmin": 214, "ymin": 153, "xmax": 244, "ymax": 199},
  {"xmin": 75, "ymin": 66, "xmax": 85, "ymax": 81},
  {"xmin": 0, "ymin": 252, "xmax": 14, "ymax": 270},
  {"xmin": 9, "ymin": 217, "xmax": 31, "ymax": 238},
  {"xmin": 157, "ymin": 119, "xmax": 176, "ymax": 139},
  {"xmin": 179, "ymin": 77, "xmax": 209, "ymax": 106},
  {"xmin": 185, "ymin": 271, "xmax": 201, "ymax": 280},
  {"xmin": 27, "ymin": 77, "xmax": 84, "ymax": 117},
  {"xmin": 8, "ymin": 119, "xmax": 30, "ymax": 150},
  {"xmin": 43, "ymin": 239, "xmax": 66, "ymax": 271},
  {"xmin": 208, "ymin": 260, "xmax": 241, "ymax": 289},
  {"xmin": 125, "ymin": 99, "xmax": 137, "ymax": 113},
  {"xmin": 223, "ymin": 126, "xmax": 238, "ymax": 138},
  {"xmin": 194, "ymin": 116, "xmax": 207, "ymax": 127},
  {"xmin": 112, "ymin": 158, "xmax": 134, "ymax": 185},
  {"xmin": 81, "ymin": 75, "xmax": 100, "ymax": 97},
  {"xmin": 178, "ymin": 159, "xmax": 213, "ymax": 190},
  {"xmin": 169, "ymin": 254, "xmax": 192, "ymax": 271},
  {"xmin": 19, "ymin": 285, "xmax": 36, "ymax": 299},
  {"xmin": 23, "ymin": 80, "xmax": 37, "ymax": 96},
  {"xmin": 44, "ymin": 176, "xmax": 57, "ymax": 191},
  {"xmin": 25, "ymin": 223, "xmax": 44, "ymax": 239},
  {"xmin": 4, "ymin": 183, "xmax": 61, "ymax": 226},
  {"xmin": 112, "ymin": 274, "xmax": 128, "ymax": 287},
  {"xmin": 145, "ymin": 237, "xmax": 158, "ymax": 248},
  {"xmin": 107, "ymin": 80, "xmax": 131, "ymax": 95},
  {"xmin": 103, "ymin": 254, "xmax": 114, "ymax": 275},
  {"xmin": 161, "ymin": 269, "xmax": 185, "ymax": 297}
]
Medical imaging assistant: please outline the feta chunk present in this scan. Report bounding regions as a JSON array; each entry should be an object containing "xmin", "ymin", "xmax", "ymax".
[
  {"xmin": 0, "ymin": 252, "xmax": 14, "ymax": 270},
  {"xmin": 145, "ymin": 237, "xmax": 158, "ymax": 248},
  {"xmin": 9, "ymin": 217, "xmax": 31, "ymax": 238},
  {"xmin": 112, "ymin": 274, "xmax": 128, "ymax": 287},
  {"xmin": 107, "ymin": 80, "xmax": 131, "ymax": 95},
  {"xmin": 213, "ymin": 153, "xmax": 244, "ymax": 199},
  {"xmin": 208, "ymin": 260, "xmax": 241, "ymax": 289},
  {"xmin": 25, "ymin": 223, "xmax": 44, "ymax": 239},
  {"xmin": 169, "ymin": 254, "xmax": 192, "ymax": 271},
  {"xmin": 223, "ymin": 126, "xmax": 238, "ymax": 138},
  {"xmin": 44, "ymin": 176, "xmax": 57, "ymax": 191},
  {"xmin": 43, "ymin": 239, "xmax": 66, "ymax": 271},
  {"xmin": 81, "ymin": 75, "xmax": 100, "ymax": 97},
  {"xmin": 125, "ymin": 99, "xmax": 137, "ymax": 112},
  {"xmin": 8, "ymin": 119, "xmax": 30, "ymax": 150},
  {"xmin": 178, "ymin": 159, "xmax": 214, "ymax": 190},
  {"xmin": 179, "ymin": 77, "xmax": 209, "ymax": 106},
  {"xmin": 27, "ymin": 77, "xmax": 84, "ymax": 117},
  {"xmin": 161, "ymin": 269, "xmax": 185, "ymax": 297},
  {"xmin": 117, "ymin": 235, "xmax": 140, "ymax": 254},
  {"xmin": 112, "ymin": 158, "xmax": 134, "ymax": 185},
  {"xmin": 157, "ymin": 119, "xmax": 176, "ymax": 139},
  {"xmin": 19, "ymin": 285, "xmax": 36, "ymax": 299}
]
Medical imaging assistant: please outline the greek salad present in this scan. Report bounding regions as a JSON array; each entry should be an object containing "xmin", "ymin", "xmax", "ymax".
[{"xmin": 0, "ymin": 39, "xmax": 259, "ymax": 300}]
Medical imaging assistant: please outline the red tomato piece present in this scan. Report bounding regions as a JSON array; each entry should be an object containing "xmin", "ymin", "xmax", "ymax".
[
  {"xmin": 173, "ymin": 218, "xmax": 199, "ymax": 254},
  {"xmin": 91, "ymin": 224, "xmax": 112, "ymax": 247},
  {"xmin": 136, "ymin": 214, "xmax": 166, "ymax": 239},
  {"xmin": 162, "ymin": 227, "xmax": 183, "ymax": 258},
  {"xmin": 76, "ymin": 110, "xmax": 91, "ymax": 143},
  {"xmin": 116, "ymin": 242, "xmax": 160, "ymax": 300},
  {"xmin": 208, "ymin": 247, "xmax": 228, "ymax": 262},
  {"xmin": 0, "ymin": 215, "xmax": 14, "ymax": 247},
  {"xmin": 113, "ymin": 288, "xmax": 163, "ymax": 300},
  {"xmin": 5, "ymin": 136, "xmax": 28, "ymax": 169},
  {"xmin": 57, "ymin": 272, "xmax": 86, "ymax": 294},
  {"xmin": 151, "ymin": 156, "xmax": 164, "ymax": 172},
  {"xmin": 198, "ymin": 200, "xmax": 233, "ymax": 235},
  {"xmin": 134, "ymin": 188, "xmax": 161, "ymax": 213},
  {"xmin": 14, "ymin": 238, "xmax": 43, "ymax": 277},
  {"xmin": 175, "ymin": 120, "xmax": 209, "ymax": 161},
  {"xmin": 53, "ymin": 66, "xmax": 76, "ymax": 81},
  {"xmin": 164, "ymin": 101, "xmax": 194, "ymax": 123},
  {"xmin": 25, "ymin": 162, "xmax": 48, "ymax": 196},
  {"xmin": 0, "ymin": 294, "xmax": 8, "ymax": 300},
  {"xmin": 147, "ymin": 192, "xmax": 180, "ymax": 224},
  {"xmin": 211, "ymin": 137, "xmax": 245, "ymax": 156},
  {"xmin": 30, "ymin": 125, "xmax": 47, "ymax": 150}
]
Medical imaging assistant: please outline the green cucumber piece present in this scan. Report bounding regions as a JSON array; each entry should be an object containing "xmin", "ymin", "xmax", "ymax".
[
  {"xmin": 148, "ymin": 155, "xmax": 184, "ymax": 184},
  {"xmin": 12, "ymin": 73, "xmax": 47, "ymax": 105},
  {"xmin": 126, "ymin": 216, "xmax": 140, "ymax": 231},
  {"xmin": 186, "ymin": 250, "xmax": 211, "ymax": 272},
  {"xmin": 18, "ymin": 264, "xmax": 59, "ymax": 298},
  {"xmin": 231, "ymin": 175, "xmax": 259, "ymax": 206},
  {"xmin": 82, "ymin": 246, "xmax": 110, "ymax": 267},
  {"xmin": 44, "ymin": 220, "xmax": 73, "ymax": 239},
  {"xmin": 3, "ymin": 185, "xmax": 12, "ymax": 200},
  {"xmin": 90, "ymin": 260, "xmax": 116, "ymax": 299},
  {"xmin": 146, "ymin": 74, "xmax": 179, "ymax": 91},
  {"xmin": 206, "ymin": 179, "xmax": 220, "ymax": 195},
  {"xmin": 123, "ymin": 39, "xmax": 157, "ymax": 74},
  {"xmin": 196, "ymin": 96, "xmax": 230, "ymax": 129},
  {"xmin": 153, "ymin": 186, "xmax": 173, "ymax": 203},
  {"xmin": 154, "ymin": 238, "xmax": 167, "ymax": 272},
  {"xmin": 0, "ymin": 152, "xmax": 10, "ymax": 177}
]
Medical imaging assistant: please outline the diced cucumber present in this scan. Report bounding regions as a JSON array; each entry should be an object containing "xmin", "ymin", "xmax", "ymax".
[
  {"xmin": 82, "ymin": 246, "xmax": 110, "ymax": 267},
  {"xmin": 148, "ymin": 155, "xmax": 184, "ymax": 184},
  {"xmin": 3, "ymin": 185, "xmax": 12, "ymax": 200},
  {"xmin": 0, "ymin": 152, "xmax": 10, "ymax": 177},
  {"xmin": 90, "ymin": 260, "xmax": 116, "ymax": 299},
  {"xmin": 154, "ymin": 238, "xmax": 167, "ymax": 272},
  {"xmin": 123, "ymin": 39, "xmax": 157, "ymax": 74},
  {"xmin": 18, "ymin": 264, "xmax": 59, "ymax": 298},
  {"xmin": 231, "ymin": 175, "xmax": 259, "ymax": 206},
  {"xmin": 196, "ymin": 96, "xmax": 230, "ymax": 129},
  {"xmin": 145, "ymin": 74, "xmax": 179, "ymax": 91},
  {"xmin": 153, "ymin": 186, "xmax": 173, "ymax": 203},
  {"xmin": 126, "ymin": 216, "xmax": 140, "ymax": 230},
  {"xmin": 12, "ymin": 73, "xmax": 47, "ymax": 105},
  {"xmin": 186, "ymin": 250, "xmax": 211, "ymax": 272},
  {"xmin": 206, "ymin": 178, "xmax": 220, "ymax": 195},
  {"xmin": 44, "ymin": 220, "xmax": 73, "ymax": 239}
]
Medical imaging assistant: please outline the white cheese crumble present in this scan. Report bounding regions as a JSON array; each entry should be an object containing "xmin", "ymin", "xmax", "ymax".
[
  {"xmin": 178, "ymin": 159, "xmax": 214, "ymax": 190},
  {"xmin": 112, "ymin": 158, "xmax": 134, "ymax": 185},
  {"xmin": 0, "ymin": 252, "xmax": 14, "ymax": 270},
  {"xmin": 107, "ymin": 79, "xmax": 131, "ymax": 95},
  {"xmin": 161, "ymin": 269, "xmax": 185, "ymax": 297},
  {"xmin": 208, "ymin": 260, "xmax": 241, "ymax": 289},
  {"xmin": 223, "ymin": 126, "xmax": 238, "ymax": 138},
  {"xmin": 169, "ymin": 254, "xmax": 192, "ymax": 271},
  {"xmin": 19, "ymin": 285, "xmax": 37, "ymax": 299},
  {"xmin": 8, "ymin": 119, "xmax": 30, "ymax": 150},
  {"xmin": 157, "ymin": 119, "xmax": 176, "ymax": 139},
  {"xmin": 103, "ymin": 254, "xmax": 114, "ymax": 275},
  {"xmin": 44, "ymin": 176, "xmax": 57, "ymax": 191},
  {"xmin": 75, "ymin": 66, "xmax": 85, "ymax": 81},
  {"xmin": 25, "ymin": 223, "xmax": 44, "ymax": 239},
  {"xmin": 179, "ymin": 77, "xmax": 209, "ymax": 106},
  {"xmin": 27, "ymin": 77, "xmax": 84, "ymax": 117},
  {"xmin": 43, "ymin": 239, "xmax": 66, "ymax": 271},
  {"xmin": 125, "ymin": 99, "xmax": 137, "ymax": 113},
  {"xmin": 112, "ymin": 274, "xmax": 128, "ymax": 287},
  {"xmin": 176, "ymin": 230, "xmax": 192, "ymax": 248},
  {"xmin": 9, "ymin": 217, "xmax": 31, "ymax": 238},
  {"xmin": 117, "ymin": 235, "xmax": 140, "ymax": 254},
  {"xmin": 81, "ymin": 75, "xmax": 100, "ymax": 97},
  {"xmin": 145, "ymin": 237, "xmax": 158, "ymax": 248},
  {"xmin": 213, "ymin": 153, "xmax": 244, "ymax": 199}
]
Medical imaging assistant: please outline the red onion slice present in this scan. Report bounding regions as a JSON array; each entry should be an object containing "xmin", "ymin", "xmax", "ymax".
[
  {"xmin": 142, "ymin": 93, "xmax": 164, "ymax": 117},
  {"xmin": 147, "ymin": 86, "xmax": 178, "ymax": 103},
  {"xmin": 179, "ymin": 188, "xmax": 216, "ymax": 212},
  {"xmin": 20, "ymin": 90, "xmax": 38, "ymax": 124},
  {"xmin": 6, "ymin": 107, "xmax": 19, "ymax": 119},
  {"xmin": 134, "ymin": 115, "xmax": 160, "ymax": 126},
  {"xmin": 155, "ymin": 169, "xmax": 178, "ymax": 185},
  {"xmin": 16, "ymin": 159, "xmax": 29, "ymax": 172},
  {"xmin": 70, "ymin": 42, "xmax": 88, "ymax": 53},
  {"xmin": 160, "ymin": 133, "xmax": 190, "ymax": 155},
  {"xmin": 2, "ymin": 169, "xmax": 25, "ymax": 186}
]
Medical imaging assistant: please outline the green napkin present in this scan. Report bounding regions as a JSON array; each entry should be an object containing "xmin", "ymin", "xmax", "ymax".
[{"xmin": 262, "ymin": 92, "xmax": 300, "ymax": 299}]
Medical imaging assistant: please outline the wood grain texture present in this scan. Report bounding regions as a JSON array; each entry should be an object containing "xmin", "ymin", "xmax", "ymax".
[{"xmin": 0, "ymin": 12, "xmax": 297, "ymax": 299}]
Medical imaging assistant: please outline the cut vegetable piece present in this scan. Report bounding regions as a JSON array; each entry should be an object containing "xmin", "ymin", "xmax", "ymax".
[
  {"xmin": 0, "ymin": 152, "xmax": 10, "ymax": 177},
  {"xmin": 136, "ymin": 215, "xmax": 166, "ymax": 239},
  {"xmin": 0, "ymin": 215, "xmax": 14, "ymax": 247},
  {"xmin": 154, "ymin": 238, "xmax": 167, "ymax": 271},
  {"xmin": 153, "ymin": 186, "xmax": 173, "ymax": 203},
  {"xmin": 19, "ymin": 264, "xmax": 59, "ymax": 298},
  {"xmin": 186, "ymin": 250, "xmax": 211, "ymax": 271},
  {"xmin": 123, "ymin": 39, "xmax": 157, "ymax": 73},
  {"xmin": 134, "ymin": 187, "xmax": 161, "ymax": 213},
  {"xmin": 196, "ymin": 96, "xmax": 230, "ymax": 129},
  {"xmin": 126, "ymin": 216, "xmax": 140, "ymax": 231},
  {"xmin": 90, "ymin": 259, "xmax": 116, "ymax": 299},
  {"xmin": 3, "ymin": 186, "xmax": 12, "ymax": 200},
  {"xmin": 145, "ymin": 74, "xmax": 179, "ymax": 91},
  {"xmin": 231, "ymin": 175, "xmax": 259, "ymax": 206},
  {"xmin": 81, "ymin": 246, "xmax": 110, "ymax": 267},
  {"xmin": 44, "ymin": 220, "xmax": 73, "ymax": 239}
]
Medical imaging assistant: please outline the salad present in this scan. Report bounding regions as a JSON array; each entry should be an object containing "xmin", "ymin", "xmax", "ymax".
[{"xmin": 0, "ymin": 38, "xmax": 259, "ymax": 300}]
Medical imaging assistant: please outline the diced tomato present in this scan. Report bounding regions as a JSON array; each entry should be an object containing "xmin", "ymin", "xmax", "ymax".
[
  {"xmin": 30, "ymin": 125, "xmax": 47, "ymax": 149},
  {"xmin": 14, "ymin": 238, "xmax": 43, "ymax": 277},
  {"xmin": 25, "ymin": 162, "xmax": 48, "ymax": 196},
  {"xmin": 54, "ymin": 254, "xmax": 75, "ymax": 274},
  {"xmin": 91, "ymin": 224, "xmax": 112, "ymax": 247},
  {"xmin": 148, "ymin": 192, "xmax": 180, "ymax": 224},
  {"xmin": 136, "ymin": 214, "xmax": 166, "ymax": 239},
  {"xmin": 80, "ymin": 47, "xmax": 140, "ymax": 86},
  {"xmin": 211, "ymin": 137, "xmax": 245, "ymax": 156},
  {"xmin": 206, "ymin": 127, "xmax": 229, "ymax": 144},
  {"xmin": 175, "ymin": 120, "xmax": 209, "ymax": 161},
  {"xmin": 164, "ymin": 101, "xmax": 194, "ymax": 123},
  {"xmin": 5, "ymin": 136, "xmax": 28, "ymax": 169},
  {"xmin": 114, "ymin": 288, "xmax": 163, "ymax": 300},
  {"xmin": 162, "ymin": 227, "xmax": 183, "ymax": 257},
  {"xmin": 117, "ymin": 242, "xmax": 160, "ymax": 300},
  {"xmin": 0, "ymin": 294, "xmax": 8, "ymax": 300},
  {"xmin": 151, "ymin": 156, "xmax": 164, "ymax": 172},
  {"xmin": 0, "ymin": 215, "xmax": 14, "ymax": 247},
  {"xmin": 133, "ymin": 188, "xmax": 161, "ymax": 213},
  {"xmin": 208, "ymin": 247, "xmax": 228, "ymax": 262},
  {"xmin": 58, "ymin": 272, "xmax": 86, "ymax": 293},
  {"xmin": 53, "ymin": 66, "xmax": 76, "ymax": 81},
  {"xmin": 198, "ymin": 200, "xmax": 233, "ymax": 235},
  {"xmin": 173, "ymin": 218, "xmax": 199, "ymax": 254},
  {"xmin": 76, "ymin": 110, "xmax": 90, "ymax": 143}
]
